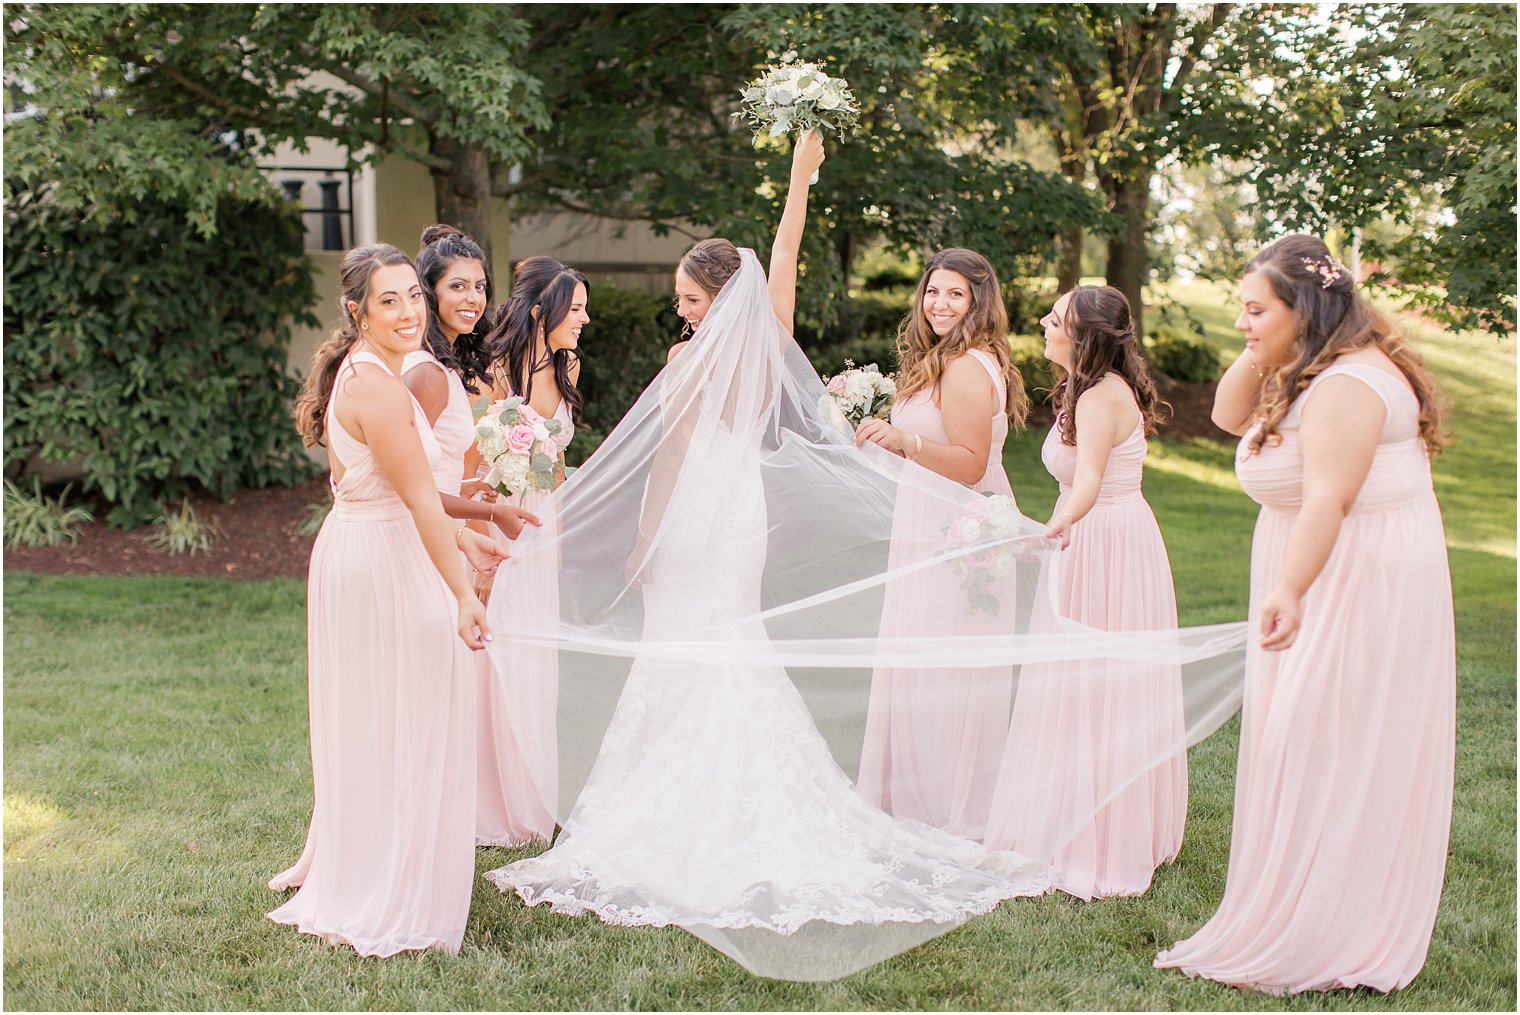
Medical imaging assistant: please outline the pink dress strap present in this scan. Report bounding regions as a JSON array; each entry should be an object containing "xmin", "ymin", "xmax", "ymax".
[{"xmin": 963, "ymin": 348, "xmax": 1007, "ymax": 412}]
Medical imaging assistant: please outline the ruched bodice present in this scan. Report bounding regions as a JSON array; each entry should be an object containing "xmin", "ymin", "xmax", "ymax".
[
  {"xmin": 1041, "ymin": 415, "xmax": 1147, "ymax": 505},
  {"xmin": 1236, "ymin": 363, "xmax": 1433, "ymax": 515},
  {"xmin": 891, "ymin": 348, "xmax": 1011, "ymax": 497},
  {"xmin": 326, "ymin": 351, "xmax": 441, "ymax": 519},
  {"xmin": 402, "ymin": 349, "xmax": 475, "ymax": 496}
]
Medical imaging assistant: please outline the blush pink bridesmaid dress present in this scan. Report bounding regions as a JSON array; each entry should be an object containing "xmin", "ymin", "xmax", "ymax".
[
  {"xmin": 983, "ymin": 393, "xmax": 1187, "ymax": 900},
  {"xmin": 268, "ymin": 350, "xmax": 476, "ymax": 956},
  {"xmin": 856, "ymin": 348, "xmax": 1015, "ymax": 839},
  {"xmin": 1156, "ymin": 362, "xmax": 1455, "ymax": 993},
  {"xmin": 475, "ymin": 387, "xmax": 573, "ymax": 846}
]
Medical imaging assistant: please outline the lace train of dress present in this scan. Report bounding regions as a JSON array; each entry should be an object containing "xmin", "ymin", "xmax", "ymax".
[{"xmin": 485, "ymin": 425, "xmax": 1054, "ymax": 981}]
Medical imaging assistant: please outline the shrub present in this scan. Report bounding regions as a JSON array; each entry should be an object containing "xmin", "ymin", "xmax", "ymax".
[
  {"xmin": 294, "ymin": 494, "xmax": 332, "ymax": 537},
  {"xmin": 569, "ymin": 283, "xmax": 683, "ymax": 465},
  {"xmin": 3, "ymin": 185, "xmax": 318, "ymax": 527},
  {"xmin": 2, "ymin": 478, "xmax": 94, "ymax": 548},
  {"xmin": 147, "ymin": 500, "xmax": 221, "ymax": 556},
  {"xmin": 809, "ymin": 334, "xmax": 902, "ymax": 380},
  {"xmin": 1145, "ymin": 303, "xmax": 1223, "ymax": 383},
  {"xmin": 1008, "ymin": 335, "xmax": 1057, "ymax": 407}
]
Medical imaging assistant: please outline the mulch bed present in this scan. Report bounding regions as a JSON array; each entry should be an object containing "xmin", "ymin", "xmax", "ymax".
[
  {"xmin": 5, "ymin": 382, "xmax": 1229, "ymax": 582},
  {"xmin": 4, "ymin": 477, "xmax": 329, "ymax": 582}
]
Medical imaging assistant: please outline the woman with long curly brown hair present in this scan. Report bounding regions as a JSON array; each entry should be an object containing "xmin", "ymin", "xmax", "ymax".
[
  {"xmin": 273, "ymin": 243, "xmax": 507, "ymax": 956},
  {"xmin": 1157, "ymin": 233, "xmax": 1455, "ymax": 993},
  {"xmin": 983, "ymin": 284, "xmax": 1188, "ymax": 900},
  {"xmin": 854, "ymin": 248, "xmax": 1031, "ymax": 839}
]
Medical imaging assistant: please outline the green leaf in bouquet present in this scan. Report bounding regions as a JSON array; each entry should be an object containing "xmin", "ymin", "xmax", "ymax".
[
  {"xmin": 530, "ymin": 452, "xmax": 554, "ymax": 472},
  {"xmin": 543, "ymin": 419, "xmax": 563, "ymax": 434}
]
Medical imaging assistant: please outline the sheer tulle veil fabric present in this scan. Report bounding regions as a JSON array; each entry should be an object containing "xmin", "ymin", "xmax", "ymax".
[{"xmin": 484, "ymin": 248, "xmax": 1248, "ymax": 980}]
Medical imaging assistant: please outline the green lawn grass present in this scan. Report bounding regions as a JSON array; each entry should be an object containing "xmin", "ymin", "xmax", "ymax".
[{"xmin": 5, "ymin": 287, "xmax": 1513, "ymax": 1010}]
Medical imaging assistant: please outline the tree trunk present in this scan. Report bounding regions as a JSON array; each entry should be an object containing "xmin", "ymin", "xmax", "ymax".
[
  {"xmin": 835, "ymin": 230, "xmax": 855, "ymax": 287},
  {"xmin": 1055, "ymin": 146, "xmax": 1085, "ymax": 292},
  {"xmin": 1056, "ymin": 224, "xmax": 1084, "ymax": 293},
  {"xmin": 430, "ymin": 136, "xmax": 495, "ymax": 265},
  {"xmin": 1105, "ymin": 171, "xmax": 1152, "ymax": 338}
]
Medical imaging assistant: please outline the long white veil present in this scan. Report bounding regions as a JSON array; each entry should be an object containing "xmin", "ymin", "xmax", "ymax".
[{"xmin": 484, "ymin": 249, "xmax": 1247, "ymax": 981}]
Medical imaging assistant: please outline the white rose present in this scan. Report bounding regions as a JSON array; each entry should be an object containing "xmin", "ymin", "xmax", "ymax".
[
  {"xmin": 532, "ymin": 422, "xmax": 551, "ymax": 442},
  {"xmin": 844, "ymin": 373, "xmax": 873, "ymax": 404}
]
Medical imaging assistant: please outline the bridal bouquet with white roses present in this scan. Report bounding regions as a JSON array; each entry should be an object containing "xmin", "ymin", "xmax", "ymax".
[
  {"xmin": 735, "ymin": 54, "xmax": 858, "ymax": 180},
  {"xmin": 945, "ymin": 494, "xmax": 1027, "ymax": 617},
  {"xmin": 822, "ymin": 360, "xmax": 896, "ymax": 428},
  {"xmin": 475, "ymin": 397, "xmax": 565, "ymax": 497}
]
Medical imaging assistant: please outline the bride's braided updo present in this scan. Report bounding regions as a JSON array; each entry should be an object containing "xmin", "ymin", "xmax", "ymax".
[{"xmin": 679, "ymin": 239, "xmax": 743, "ymax": 297}]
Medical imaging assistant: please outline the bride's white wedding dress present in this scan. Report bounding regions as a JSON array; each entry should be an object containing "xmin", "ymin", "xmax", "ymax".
[
  {"xmin": 481, "ymin": 248, "xmax": 1245, "ymax": 981},
  {"xmin": 486, "ymin": 421, "xmax": 1054, "ymax": 981}
]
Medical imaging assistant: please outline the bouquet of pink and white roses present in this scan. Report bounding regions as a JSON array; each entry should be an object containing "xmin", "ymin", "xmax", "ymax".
[
  {"xmin": 945, "ymin": 493, "xmax": 1027, "ymax": 617},
  {"xmin": 822, "ymin": 360, "xmax": 896, "ymax": 428},
  {"xmin": 474, "ymin": 397, "xmax": 565, "ymax": 497}
]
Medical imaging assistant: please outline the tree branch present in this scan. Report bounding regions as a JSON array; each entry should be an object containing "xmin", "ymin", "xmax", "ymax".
[
  {"xmin": 1165, "ymin": 3, "xmax": 1235, "ymax": 115},
  {"xmin": 156, "ymin": 65, "xmax": 266, "ymax": 122},
  {"xmin": 325, "ymin": 64, "xmax": 438, "ymax": 128}
]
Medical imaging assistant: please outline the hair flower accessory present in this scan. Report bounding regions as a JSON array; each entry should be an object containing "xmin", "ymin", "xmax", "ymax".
[{"xmin": 1301, "ymin": 255, "xmax": 1348, "ymax": 289}]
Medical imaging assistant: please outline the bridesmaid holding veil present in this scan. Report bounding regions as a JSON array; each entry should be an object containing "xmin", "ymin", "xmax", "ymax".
[
  {"xmin": 475, "ymin": 256, "xmax": 589, "ymax": 845},
  {"xmin": 854, "ymin": 248, "xmax": 1031, "ymax": 839},
  {"xmin": 269, "ymin": 244, "xmax": 505, "ymax": 956},
  {"xmin": 982, "ymin": 285, "xmax": 1186, "ymax": 900}
]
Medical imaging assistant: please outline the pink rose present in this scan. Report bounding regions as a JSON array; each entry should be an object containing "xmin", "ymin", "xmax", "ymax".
[
  {"xmin": 487, "ymin": 400, "xmax": 510, "ymax": 416},
  {"xmin": 826, "ymin": 374, "xmax": 847, "ymax": 395},
  {"xmin": 506, "ymin": 423, "xmax": 536, "ymax": 453},
  {"xmin": 515, "ymin": 403, "xmax": 544, "ymax": 426}
]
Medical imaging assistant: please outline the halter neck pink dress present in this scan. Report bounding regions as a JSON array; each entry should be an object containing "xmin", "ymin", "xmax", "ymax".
[
  {"xmin": 1156, "ymin": 362, "xmax": 1455, "ymax": 993},
  {"xmin": 983, "ymin": 397, "xmax": 1187, "ymax": 900},
  {"xmin": 268, "ymin": 349, "xmax": 476, "ymax": 956},
  {"xmin": 477, "ymin": 384, "xmax": 575, "ymax": 845},
  {"xmin": 857, "ymin": 348, "xmax": 1016, "ymax": 839}
]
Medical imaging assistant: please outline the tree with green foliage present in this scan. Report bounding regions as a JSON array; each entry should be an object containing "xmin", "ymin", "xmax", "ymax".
[
  {"xmin": 501, "ymin": 4, "xmax": 1105, "ymax": 329},
  {"xmin": 1029, "ymin": 3, "xmax": 1238, "ymax": 333},
  {"xmin": 5, "ymin": 4, "xmax": 547, "ymax": 256},
  {"xmin": 2, "ymin": 188, "xmax": 317, "ymax": 527},
  {"xmin": 1184, "ymin": 3, "xmax": 1517, "ymax": 332}
]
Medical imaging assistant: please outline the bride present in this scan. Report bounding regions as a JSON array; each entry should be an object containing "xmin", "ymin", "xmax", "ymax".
[{"xmin": 482, "ymin": 135, "xmax": 1246, "ymax": 981}]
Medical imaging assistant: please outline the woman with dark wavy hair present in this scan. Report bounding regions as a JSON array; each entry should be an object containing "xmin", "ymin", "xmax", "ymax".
[
  {"xmin": 406, "ymin": 225, "xmax": 539, "ymax": 539},
  {"xmin": 1156, "ymin": 233, "xmax": 1454, "ymax": 993},
  {"xmin": 470, "ymin": 255, "xmax": 590, "ymax": 847},
  {"xmin": 854, "ymin": 247, "xmax": 1031, "ymax": 840},
  {"xmin": 983, "ymin": 284, "xmax": 1186, "ymax": 901}
]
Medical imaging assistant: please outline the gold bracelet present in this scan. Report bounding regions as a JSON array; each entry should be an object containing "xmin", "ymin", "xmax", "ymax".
[
  {"xmin": 454, "ymin": 523, "xmax": 467, "ymax": 548},
  {"xmin": 909, "ymin": 433, "xmax": 923, "ymax": 461}
]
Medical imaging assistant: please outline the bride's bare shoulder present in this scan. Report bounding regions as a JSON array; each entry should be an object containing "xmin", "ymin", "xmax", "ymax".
[{"xmin": 667, "ymin": 340, "xmax": 691, "ymax": 364}]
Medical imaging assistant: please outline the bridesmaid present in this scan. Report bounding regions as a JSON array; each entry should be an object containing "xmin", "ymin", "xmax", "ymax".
[
  {"xmin": 270, "ymin": 244, "xmax": 506, "ymax": 956},
  {"xmin": 406, "ymin": 225, "xmax": 539, "ymax": 545},
  {"xmin": 853, "ymin": 248, "xmax": 1031, "ymax": 839},
  {"xmin": 473, "ymin": 255, "xmax": 590, "ymax": 845},
  {"xmin": 1156, "ymin": 234, "xmax": 1454, "ymax": 992},
  {"xmin": 982, "ymin": 285, "xmax": 1186, "ymax": 900}
]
